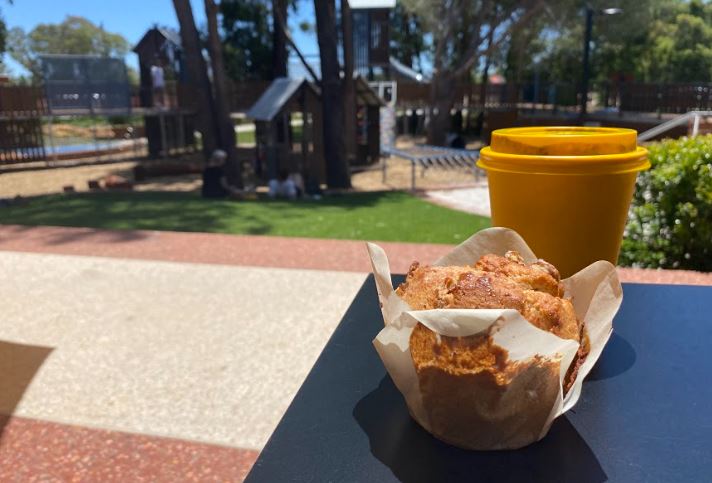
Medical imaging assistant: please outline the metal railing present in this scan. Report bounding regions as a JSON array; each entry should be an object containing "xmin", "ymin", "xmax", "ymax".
[{"xmin": 637, "ymin": 111, "xmax": 712, "ymax": 142}]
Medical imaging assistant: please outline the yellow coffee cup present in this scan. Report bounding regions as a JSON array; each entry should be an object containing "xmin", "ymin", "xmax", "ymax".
[{"xmin": 478, "ymin": 126, "xmax": 650, "ymax": 277}]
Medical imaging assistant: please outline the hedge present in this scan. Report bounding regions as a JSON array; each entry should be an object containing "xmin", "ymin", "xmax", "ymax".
[{"xmin": 620, "ymin": 134, "xmax": 712, "ymax": 271}]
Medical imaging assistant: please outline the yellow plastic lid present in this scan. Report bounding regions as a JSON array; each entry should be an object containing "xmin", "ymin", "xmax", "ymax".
[{"xmin": 479, "ymin": 126, "xmax": 650, "ymax": 175}]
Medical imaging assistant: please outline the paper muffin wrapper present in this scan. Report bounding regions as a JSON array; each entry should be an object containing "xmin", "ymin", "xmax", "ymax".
[{"xmin": 367, "ymin": 227, "xmax": 622, "ymax": 450}]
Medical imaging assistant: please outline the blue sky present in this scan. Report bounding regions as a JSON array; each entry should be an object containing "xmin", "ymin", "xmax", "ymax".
[{"xmin": 1, "ymin": 0, "xmax": 320, "ymax": 77}]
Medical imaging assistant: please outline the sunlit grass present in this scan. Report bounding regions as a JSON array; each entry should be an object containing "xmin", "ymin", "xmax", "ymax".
[{"xmin": 0, "ymin": 191, "xmax": 490, "ymax": 244}]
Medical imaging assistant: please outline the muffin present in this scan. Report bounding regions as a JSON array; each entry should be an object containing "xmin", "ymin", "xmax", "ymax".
[{"xmin": 395, "ymin": 251, "xmax": 589, "ymax": 449}]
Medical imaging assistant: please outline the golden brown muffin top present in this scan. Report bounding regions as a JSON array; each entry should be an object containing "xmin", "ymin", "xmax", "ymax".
[{"xmin": 396, "ymin": 251, "xmax": 581, "ymax": 342}]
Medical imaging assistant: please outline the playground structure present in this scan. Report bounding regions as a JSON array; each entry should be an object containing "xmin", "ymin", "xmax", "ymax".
[
  {"xmin": 246, "ymin": 76, "xmax": 384, "ymax": 187},
  {"xmin": 0, "ymin": 28, "xmax": 197, "ymax": 168},
  {"xmin": 133, "ymin": 27, "xmax": 196, "ymax": 158},
  {"xmin": 0, "ymin": 55, "xmax": 147, "ymax": 166}
]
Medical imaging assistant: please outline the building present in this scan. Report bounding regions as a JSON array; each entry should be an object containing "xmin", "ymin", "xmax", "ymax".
[
  {"xmin": 350, "ymin": 0, "xmax": 396, "ymax": 80},
  {"xmin": 246, "ymin": 76, "xmax": 384, "ymax": 186}
]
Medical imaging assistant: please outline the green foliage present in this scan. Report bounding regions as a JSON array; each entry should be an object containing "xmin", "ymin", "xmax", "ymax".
[
  {"xmin": 7, "ymin": 16, "xmax": 130, "ymax": 79},
  {"xmin": 220, "ymin": 0, "xmax": 273, "ymax": 81},
  {"xmin": 126, "ymin": 66, "xmax": 139, "ymax": 87},
  {"xmin": 0, "ymin": 191, "xmax": 490, "ymax": 244},
  {"xmin": 505, "ymin": 0, "xmax": 712, "ymax": 84},
  {"xmin": 620, "ymin": 135, "xmax": 712, "ymax": 271},
  {"xmin": 390, "ymin": 2, "xmax": 426, "ymax": 72},
  {"xmin": 664, "ymin": 13, "xmax": 712, "ymax": 82}
]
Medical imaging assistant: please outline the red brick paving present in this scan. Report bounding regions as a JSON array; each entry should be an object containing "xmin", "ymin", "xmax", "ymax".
[
  {"xmin": 0, "ymin": 415, "xmax": 258, "ymax": 482},
  {"xmin": 1, "ymin": 224, "xmax": 711, "ymax": 285},
  {"xmin": 0, "ymin": 224, "xmax": 451, "ymax": 275},
  {"xmin": 617, "ymin": 267, "xmax": 712, "ymax": 285}
]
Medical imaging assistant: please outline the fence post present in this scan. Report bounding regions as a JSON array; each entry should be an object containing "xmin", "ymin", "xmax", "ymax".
[
  {"xmin": 553, "ymin": 84, "xmax": 558, "ymax": 114},
  {"xmin": 411, "ymin": 160, "xmax": 416, "ymax": 192},
  {"xmin": 619, "ymin": 82, "xmax": 625, "ymax": 118},
  {"xmin": 47, "ymin": 114, "xmax": 59, "ymax": 164},
  {"xmin": 692, "ymin": 113, "xmax": 700, "ymax": 137},
  {"xmin": 159, "ymin": 112, "xmax": 167, "ymax": 157},
  {"xmin": 177, "ymin": 111, "xmax": 185, "ymax": 154}
]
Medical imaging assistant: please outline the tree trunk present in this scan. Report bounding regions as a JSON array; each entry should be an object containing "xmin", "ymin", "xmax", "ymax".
[
  {"xmin": 271, "ymin": 0, "xmax": 288, "ymax": 78},
  {"xmin": 172, "ymin": 0, "xmax": 219, "ymax": 158},
  {"xmin": 205, "ymin": 0, "xmax": 242, "ymax": 187},
  {"xmin": 402, "ymin": 12, "xmax": 413, "ymax": 69},
  {"xmin": 480, "ymin": 26, "xmax": 495, "ymax": 108},
  {"xmin": 427, "ymin": 72, "xmax": 457, "ymax": 146},
  {"xmin": 341, "ymin": 0, "xmax": 357, "ymax": 165},
  {"xmin": 315, "ymin": 0, "xmax": 350, "ymax": 188}
]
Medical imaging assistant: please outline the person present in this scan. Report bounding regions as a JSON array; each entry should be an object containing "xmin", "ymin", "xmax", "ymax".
[
  {"xmin": 202, "ymin": 150, "xmax": 242, "ymax": 199},
  {"xmin": 268, "ymin": 169, "xmax": 304, "ymax": 200},
  {"xmin": 447, "ymin": 132, "xmax": 466, "ymax": 149}
]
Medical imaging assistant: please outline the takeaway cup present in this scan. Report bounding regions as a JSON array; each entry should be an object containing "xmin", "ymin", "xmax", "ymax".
[{"xmin": 477, "ymin": 127, "xmax": 650, "ymax": 277}]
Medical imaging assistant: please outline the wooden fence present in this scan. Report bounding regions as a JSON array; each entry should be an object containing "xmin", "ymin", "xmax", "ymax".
[
  {"xmin": 396, "ymin": 82, "xmax": 579, "ymax": 109},
  {"xmin": 0, "ymin": 86, "xmax": 47, "ymax": 164},
  {"xmin": 3, "ymin": 79, "xmax": 711, "ymax": 166},
  {"xmin": 617, "ymin": 83, "xmax": 712, "ymax": 113},
  {"xmin": 131, "ymin": 80, "xmax": 272, "ymax": 114},
  {"xmin": 397, "ymin": 81, "xmax": 712, "ymax": 114},
  {"xmin": 139, "ymin": 79, "xmax": 710, "ymax": 115}
]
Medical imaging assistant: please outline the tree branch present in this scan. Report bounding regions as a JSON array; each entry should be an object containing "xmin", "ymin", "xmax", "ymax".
[
  {"xmin": 452, "ymin": 0, "xmax": 544, "ymax": 79},
  {"xmin": 273, "ymin": 3, "xmax": 320, "ymax": 84}
]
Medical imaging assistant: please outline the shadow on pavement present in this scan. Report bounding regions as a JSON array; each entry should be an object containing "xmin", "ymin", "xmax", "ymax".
[
  {"xmin": 0, "ymin": 190, "xmax": 394, "ymax": 240},
  {"xmin": 0, "ymin": 341, "xmax": 54, "ymax": 438}
]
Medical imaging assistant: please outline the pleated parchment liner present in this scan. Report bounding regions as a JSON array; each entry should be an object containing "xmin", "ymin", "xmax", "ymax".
[{"xmin": 367, "ymin": 227, "xmax": 622, "ymax": 450}]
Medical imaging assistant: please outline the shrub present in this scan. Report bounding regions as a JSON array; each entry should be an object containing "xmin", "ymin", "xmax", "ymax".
[{"xmin": 620, "ymin": 135, "xmax": 712, "ymax": 271}]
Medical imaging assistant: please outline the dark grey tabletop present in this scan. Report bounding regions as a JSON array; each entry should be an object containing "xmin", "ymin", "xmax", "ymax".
[{"xmin": 245, "ymin": 276, "xmax": 712, "ymax": 483}]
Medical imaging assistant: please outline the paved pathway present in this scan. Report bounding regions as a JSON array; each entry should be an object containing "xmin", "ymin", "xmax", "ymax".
[
  {"xmin": 2, "ymin": 224, "xmax": 711, "ymax": 481},
  {"xmin": 426, "ymin": 183, "xmax": 492, "ymax": 217}
]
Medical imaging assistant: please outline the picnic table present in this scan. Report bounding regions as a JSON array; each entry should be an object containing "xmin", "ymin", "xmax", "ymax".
[{"xmin": 245, "ymin": 276, "xmax": 712, "ymax": 482}]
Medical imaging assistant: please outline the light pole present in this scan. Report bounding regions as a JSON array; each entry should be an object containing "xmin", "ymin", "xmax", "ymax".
[{"xmin": 580, "ymin": 6, "xmax": 623, "ymax": 118}]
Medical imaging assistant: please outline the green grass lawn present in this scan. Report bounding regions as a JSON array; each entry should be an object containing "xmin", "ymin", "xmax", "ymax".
[
  {"xmin": 236, "ymin": 124, "xmax": 303, "ymax": 146},
  {"xmin": 0, "ymin": 191, "xmax": 490, "ymax": 244},
  {"xmin": 237, "ymin": 129, "xmax": 256, "ymax": 145}
]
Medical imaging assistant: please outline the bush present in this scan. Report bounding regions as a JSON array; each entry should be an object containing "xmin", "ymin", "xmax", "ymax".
[{"xmin": 620, "ymin": 135, "xmax": 712, "ymax": 271}]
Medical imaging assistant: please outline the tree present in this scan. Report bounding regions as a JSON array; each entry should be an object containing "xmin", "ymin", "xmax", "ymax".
[
  {"xmin": 205, "ymin": 0, "xmax": 242, "ymax": 187},
  {"xmin": 271, "ymin": 0, "xmax": 288, "ymax": 78},
  {"xmin": 402, "ymin": 0, "xmax": 545, "ymax": 145},
  {"xmin": 0, "ymin": 7, "xmax": 6, "ymax": 73},
  {"xmin": 341, "ymin": 0, "xmax": 357, "ymax": 165},
  {"xmin": 0, "ymin": 9, "xmax": 5, "ymax": 55},
  {"xmin": 315, "ymin": 0, "xmax": 350, "ymax": 188},
  {"xmin": 172, "ymin": 0, "xmax": 220, "ymax": 159},
  {"xmin": 596, "ymin": 0, "xmax": 712, "ymax": 83},
  {"xmin": 272, "ymin": 0, "xmax": 319, "ymax": 83},
  {"xmin": 8, "ymin": 16, "xmax": 130, "ymax": 79},
  {"xmin": 503, "ymin": 0, "xmax": 712, "ymax": 87},
  {"xmin": 390, "ymin": 3, "xmax": 426, "ymax": 71},
  {"xmin": 666, "ymin": 14, "xmax": 712, "ymax": 82},
  {"xmin": 220, "ymin": 0, "xmax": 273, "ymax": 81}
]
